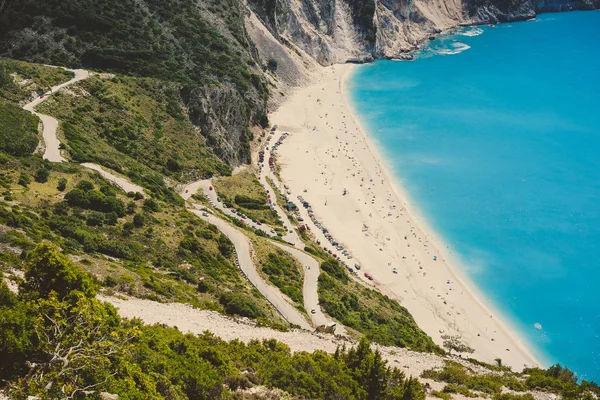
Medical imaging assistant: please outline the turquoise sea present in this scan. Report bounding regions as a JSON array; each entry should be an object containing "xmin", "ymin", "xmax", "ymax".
[{"xmin": 349, "ymin": 11, "xmax": 600, "ymax": 380}]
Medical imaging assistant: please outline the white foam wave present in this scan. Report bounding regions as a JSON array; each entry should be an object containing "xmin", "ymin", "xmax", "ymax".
[
  {"xmin": 460, "ymin": 27, "xmax": 484, "ymax": 37},
  {"xmin": 436, "ymin": 42, "xmax": 471, "ymax": 55}
]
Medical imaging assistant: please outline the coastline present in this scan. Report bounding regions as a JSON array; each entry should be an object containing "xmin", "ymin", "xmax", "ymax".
[{"xmin": 270, "ymin": 63, "xmax": 544, "ymax": 370}]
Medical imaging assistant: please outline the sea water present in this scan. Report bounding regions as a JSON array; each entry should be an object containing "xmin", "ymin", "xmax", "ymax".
[{"xmin": 350, "ymin": 11, "xmax": 600, "ymax": 380}]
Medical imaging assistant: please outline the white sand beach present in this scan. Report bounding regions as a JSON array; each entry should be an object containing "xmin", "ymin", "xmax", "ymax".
[{"xmin": 270, "ymin": 64, "xmax": 543, "ymax": 370}]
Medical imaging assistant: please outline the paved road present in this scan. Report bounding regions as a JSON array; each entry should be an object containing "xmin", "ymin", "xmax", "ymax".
[
  {"xmin": 81, "ymin": 163, "xmax": 144, "ymax": 194},
  {"xmin": 270, "ymin": 242, "xmax": 346, "ymax": 334},
  {"xmin": 182, "ymin": 179, "xmax": 298, "ymax": 245},
  {"xmin": 190, "ymin": 207, "xmax": 311, "ymax": 330},
  {"xmin": 258, "ymin": 171, "xmax": 303, "ymax": 249},
  {"xmin": 22, "ymin": 69, "xmax": 91, "ymax": 162}
]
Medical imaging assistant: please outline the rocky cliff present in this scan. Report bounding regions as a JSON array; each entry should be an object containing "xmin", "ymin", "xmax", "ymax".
[
  {"xmin": 0, "ymin": 0, "xmax": 597, "ymax": 167},
  {"xmin": 247, "ymin": 0, "xmax": 599, "ymax": 65}
]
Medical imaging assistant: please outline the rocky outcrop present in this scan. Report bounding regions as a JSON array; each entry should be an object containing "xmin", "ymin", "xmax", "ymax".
[
  {"xmin": 247, "ymin": 0, "xmax": 373, "ymax": 66},
  {"xmin": 248, "ymin": 0, "xmax": 599, "ymax": 65},
  {"xmin": 182, "ymin": 84, "xmax": 255, "ymax": 166},
  {"xmin": 536, "ymin": 0, "xmax": 600, "ymax": 11}
]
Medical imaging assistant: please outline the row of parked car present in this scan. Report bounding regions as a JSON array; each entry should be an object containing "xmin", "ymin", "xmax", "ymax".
[{"xmin": 295, "ymin": 195, "xmax": 360, "ymax": 276}]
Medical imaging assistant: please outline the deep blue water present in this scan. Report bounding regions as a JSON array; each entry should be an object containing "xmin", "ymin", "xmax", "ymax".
[{"xmin": 350, "ymin": 11, "xmax": 600, "ymax": 381}]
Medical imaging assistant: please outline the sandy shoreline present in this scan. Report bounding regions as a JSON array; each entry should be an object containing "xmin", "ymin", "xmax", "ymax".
[{"xmin": 270, "ymin": 63, "xmax": 543, "ymax": 370}]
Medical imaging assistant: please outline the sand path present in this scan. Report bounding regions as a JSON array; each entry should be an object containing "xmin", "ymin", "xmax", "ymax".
[
  {"xmin": 271, "ymin": 64, "xmax": 542, "ymax": 370},
  {"xmin": 98, "ymin": 294, "xmax": 446, "ymax": 379},
  {"xmin": 22, "ymin": 69, "xmax": 91, "ymax": 162}
]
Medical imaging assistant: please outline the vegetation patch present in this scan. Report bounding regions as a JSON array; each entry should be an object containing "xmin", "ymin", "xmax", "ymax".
[
  {"xmin": 318, "ymin": 258, "xmax": 442, "ymax": 353},
  {"xmin": 0, "ymin": 102, "xmax": 39, "ymax": 157},
  {"xmin": 421, "ymin": 360, "xmax": 600, "ymax": 399},
  {"xmin": 213, "ymin": 170, "xmax": 282, "ymax": 227},
  {"xmin": 0, "ymin": 156, "xmax": 284, "ymax": 325},
  {"xmin": 253, "ymin": 238, "xmax": 304, "ymax": 308},
  {"xmin": 36, "ymin": 75, "xmax": 230, "ymax": 182},
  {"xmin": 0, "ymin": 243, "xmax": 427, "ymax": 399},
  {"xmin": 0, "ymin": 58, "xmax": 74, "ymax": 103}
]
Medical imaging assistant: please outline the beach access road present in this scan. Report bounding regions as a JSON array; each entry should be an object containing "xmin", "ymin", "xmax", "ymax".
[
  {"xmin": 190, "ymin": 207, "xmax": 311, "ymax": 330},
  {"xmin": 22, "ymin": 69, "xmax": 91, "ymax": 162},
  {"xmin": 185, "ymin": 181, "xmax": 346, "ymax": 334},
  {"xmin": 258, "ymin": 168, "xmax": 302, "ymax": 248},
  {"xmin": 270, "ymin": 242, "xmax": 346, "ymax": 335},
  {"xmin": 181, "ymin": 179, "xmax": 299, "ymax": 246}
]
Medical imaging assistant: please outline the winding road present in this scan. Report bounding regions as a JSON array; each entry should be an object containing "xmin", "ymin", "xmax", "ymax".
[
  {"xmin": 81, "ymin": 163, "xmax": 144, "ymax": 194},
  {"xmin": 19, "ymin": 64, "xmax": 340, "ymax": 334},
  {"xmin": 270, "ymin": 241, "xmax": 345, "ymax": 333},
  {"xmin": 22, "ymin": 69, "xmax": 91, "ymax": 162},
  {"xmin": 190, "ymin": 207, "xmax": 311, "ymax": 330},
  {"xmin": 182, "ymin": 179, "xmax": 298, "ymax": 245}
]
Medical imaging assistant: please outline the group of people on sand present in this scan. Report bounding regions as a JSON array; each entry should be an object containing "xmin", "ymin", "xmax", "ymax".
[{"xmin": 299, "ymin": 79, "xmax": 514, "ymax": 351}]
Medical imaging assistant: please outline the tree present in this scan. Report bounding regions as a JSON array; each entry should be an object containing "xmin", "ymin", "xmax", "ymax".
[
  {"xmin": 142, "ymin": 198, "xmax": 160, "ymax": 212},
  {"xmin": 5, "ymin": 293, "xmax": 135, "ymax": 399},
  {"xmin": 133, "ymin": 213, "xmax": 144, "ymax": 227},
  {"xmin": 20, "ymin": 242, "xmax": 97, "ymax": 300},
  {"xmin": 34, "ymin": 167, "xmax": 50, "ymax": 183},
  {"xmin": 126, "ymin": 200, "xmax": 136, "ymax": 214},
  {"xmin": 75, "ymin": 180, "xmax": 94, "ymax": 192},
  {"xmin": 57, "ymin": 177, "xmax": 67, "ymax": 191},
  {"xmin": 18, "ymin": 172, "xmax": 30, "ymax": 187},
  {"xmin": 0, "ymin": 64, "xmax": 11, "ymax": 88}
]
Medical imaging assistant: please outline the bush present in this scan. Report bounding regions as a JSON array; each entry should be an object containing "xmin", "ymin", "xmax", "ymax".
[
  {"xmin": 86, "ymin": 211, "xmax": 104, "ymax": 226},
  {"xmin": 57, "ymin": 177, "xmax": 67, "ymax": 191},
  {"xmin": 494, "ymin": 394, "xmax": 535, "ymax": 400},
  {"xmin": 0, "ymin": 102, "xmax": 39, "ymax": 156},
  {"xmin": 133, "ymin": 213, "xmax": 144, "ymax": 227},
  {"xmin": 17, "ymin": 173, "xmax": 30, "ymax": 187},
  {"xmin": 76, "ymin": 180, "xmax": 94, "ymax": 192},
  {"xmin": 444, "ymin": 384, "xmax": 477, "ymax": 397},
  {"xmin": 219, "ymin": 292, "xmax": 263, "ymax": 318},
  {"xmin": 320, "ymin": 259, "xmax": 349, "ymax": 283},
  {"xmin": 267, "ymin": 57, "xmax": 278, "ymax": 70},
  {"xmin": 21, "ymin": 242, "xmax": 97, "ymax": 300},
  {"xmin": 34, "ymin": 167, "xmax": 50, "ymax": 183},
  {"xmin": 431, "ymin": 391, "xmax": 451, "ymax": 400},
  {"xmin": 143, "ymin": 198, "xmax": 160, "ymax": 213}
]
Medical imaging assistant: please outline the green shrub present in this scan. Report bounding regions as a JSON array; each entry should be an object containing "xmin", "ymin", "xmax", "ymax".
[
  {"xmin": 57, "ymin": 177, "xmax": 67, "ymax": 191},
  {"xmin": 219, "ymin": 291, "xmax": 263, "ymax": 318},
  {"xmin": 34, "ymin": 167, "xmax": 50, "ymax": 183},
  {"xmin": 0, "ymin": 102, "xmax": 39, "ymax": 157},
  {"xmin": 443, "ymin": 384, "xmax": 477, "ymax": 397},
  {"xmin": 17, "ymin": 173, "xmax": 30, "ymax": 187},
  {"xmin": 493, "ymin": 394, "xmax": 535, "ymax": 400},
  {"xmin": 431, "ymin": 391, "xmax": 451, "ymax": 400}
]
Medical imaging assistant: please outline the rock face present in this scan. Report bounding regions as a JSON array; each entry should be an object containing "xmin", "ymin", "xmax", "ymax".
[
  {"xmin": 182, "ymin": 84, "xmax": 253, "ymax": 166},
  {"xmin": 248, "ymin": 0, "xmax": 600, "ymax": 64}
]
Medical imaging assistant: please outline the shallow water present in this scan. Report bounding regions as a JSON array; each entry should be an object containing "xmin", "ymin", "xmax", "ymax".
[{"xmin": 350, "ymin": 11, "xmax": 600, "ymax": 380}]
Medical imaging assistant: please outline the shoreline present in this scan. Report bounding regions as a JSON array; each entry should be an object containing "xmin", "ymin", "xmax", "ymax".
[
  {"xmin": 339, "ymin": 65, "xmax": 548, "ymax": 367},
  {"xmin": 270, "ymin": 63, "xmax": 544, "ymax": 370}
]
